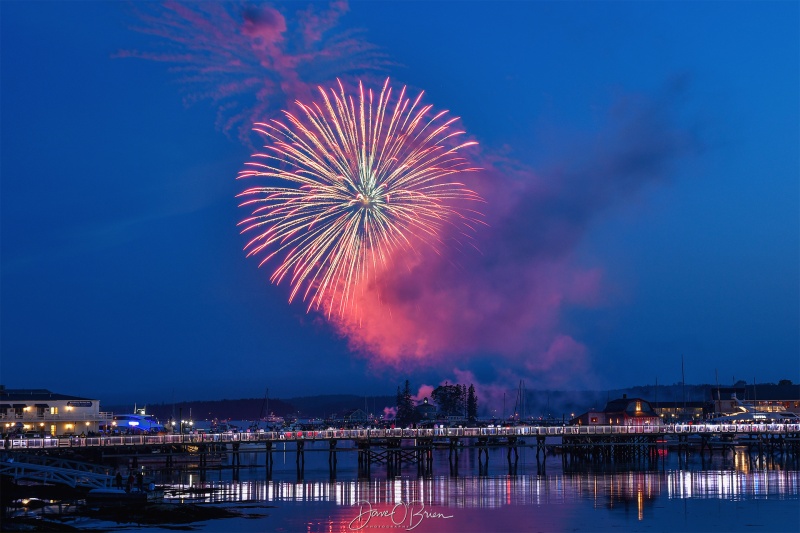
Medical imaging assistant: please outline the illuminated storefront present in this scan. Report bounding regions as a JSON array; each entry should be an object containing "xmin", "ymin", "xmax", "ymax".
[{"xmin": 0, "ymin": 386, "xmax": 111, "ymax": 436}]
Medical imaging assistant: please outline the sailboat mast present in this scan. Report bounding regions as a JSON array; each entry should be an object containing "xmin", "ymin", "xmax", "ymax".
[
  {"xmin": 258, "ymin": 387, "xmax": 268, "ymax": 420},
  {"xmin": 681, "ymin": 354, "xmax": 687, "ymax": 420}
]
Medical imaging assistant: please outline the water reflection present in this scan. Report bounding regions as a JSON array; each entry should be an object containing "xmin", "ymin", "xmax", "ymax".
[
  {"xmin": 165, "ymin": 470, "xmax": 800, "ymax": 509},
  {"xmin": 666, "ymin": 470, "xmax": 800, "ymax": 500},
  {"xmin": 150, "ymin": 443, "xmax": 800, "ymax": 531}
]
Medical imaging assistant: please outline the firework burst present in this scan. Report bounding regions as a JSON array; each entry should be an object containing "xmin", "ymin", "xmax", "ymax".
[{"xmin": 237, "ymin": 79, "xmax": 483, "ymax": 315}]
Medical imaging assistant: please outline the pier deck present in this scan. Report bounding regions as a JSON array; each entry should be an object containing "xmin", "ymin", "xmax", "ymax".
[
  {"xmin": 2, "ymin": 424, "xmax": 797, "ymax": 483},
  {"xmin": 5, "ymin": 422, "xmax": 800, "ymax": 451}
]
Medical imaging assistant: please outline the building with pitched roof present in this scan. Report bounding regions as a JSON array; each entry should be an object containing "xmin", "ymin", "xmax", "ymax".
[
  {"xmin": 570, "ymin": 394, "xmax": 663, "ymax": 426},
  {"xmin": 0, "ymin": 386, "xmax": 111, "ymax": 436},
  {"xmin": 341, "ymin": 408, "xmax": 368, "ymax": 423},
  {"xmin": 416, "ymin": 397, "xmax": 438, "ymax": 420}
]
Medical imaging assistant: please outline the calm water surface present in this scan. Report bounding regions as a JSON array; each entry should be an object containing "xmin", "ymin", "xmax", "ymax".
[{"xmin": 54, "ymin": 442, "xmax": 800, "ymax": 532}]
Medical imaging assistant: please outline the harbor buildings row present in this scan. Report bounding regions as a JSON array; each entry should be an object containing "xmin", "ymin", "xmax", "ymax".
[{"xmin": 3, "ymin": 383, "xmax": 799, "ymax": 436}]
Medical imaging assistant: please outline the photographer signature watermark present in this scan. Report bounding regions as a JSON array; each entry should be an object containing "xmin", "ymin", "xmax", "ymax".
[{"xmin": 348, "ymin": 500, "xmax": 454, "ymax": 531}]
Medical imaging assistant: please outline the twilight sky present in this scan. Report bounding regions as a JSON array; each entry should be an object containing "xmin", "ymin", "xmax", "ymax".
[{"xmin": 1, "ymin": 1, "xmax": 797, "ymax": 408}]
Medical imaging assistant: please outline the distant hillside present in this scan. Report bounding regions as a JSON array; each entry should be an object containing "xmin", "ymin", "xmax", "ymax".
[
  {"xmin": 105, "ymin": 397, "xmax": 294, "ymax": 422},
  {"xmin": 289, "ymin": 395, "xmax": 395, "ymax": 418},
  {"xmin": 105, "ymin": 394, "xmax": 395, "ymax": 422}
]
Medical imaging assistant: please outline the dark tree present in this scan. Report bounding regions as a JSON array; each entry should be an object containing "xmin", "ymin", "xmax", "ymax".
[
  {"xmin": 396, "ymin": 380, "xmax": 417, "ymax": 426},
  {"xmin": 467, "ymin": 384, "xmax": 478, "ymax": 421},
  {"xmin": 779, "ymin": 379, "xmax": 794, "ymax": 386},
  {"xmin": 431, "ymin": 383, "xmax": 466, "ymax": 417}
]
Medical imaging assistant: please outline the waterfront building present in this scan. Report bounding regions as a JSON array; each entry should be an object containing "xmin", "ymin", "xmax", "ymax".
[
  {"xmin": 341, "ymin": 408, "xmax": 367, "ymax": 423},
  {"xmin": 651, "ymin": 401, "xmax": 706, "ymax": 422},
  {"xmin": 570, "ymin": 395, "xmax": 663, "ymax": 426},
  {"xmin": 416, "ymin": 397, "xmax": 438, "ymax": 420},
  {"xmin": 325, "ymin": 409, "xmax": 367, "ymax": 427},
  {"xmin": 0, "ymin": 386, "xmax": 111, "ymax": 436}
]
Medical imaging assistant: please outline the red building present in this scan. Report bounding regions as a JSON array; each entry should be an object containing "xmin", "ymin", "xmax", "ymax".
[{"xmin": 570, "ymin": 395, "xmax": 663, "ymax": 426}]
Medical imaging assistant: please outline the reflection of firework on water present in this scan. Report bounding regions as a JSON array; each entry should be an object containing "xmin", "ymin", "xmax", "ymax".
[{"xmin": 237, "ymin": 79, "xmax": 483, "ymax": 315}]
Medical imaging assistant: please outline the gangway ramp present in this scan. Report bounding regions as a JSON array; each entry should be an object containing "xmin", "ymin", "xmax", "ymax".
[{"xmin": 0, "ymin": 453, "xmax": 113, "ymax": 489}]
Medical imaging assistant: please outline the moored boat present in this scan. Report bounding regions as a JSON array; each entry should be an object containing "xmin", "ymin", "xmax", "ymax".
[
  {"xmin": 110, "ymin": 410, "xmax": 166, "ymax": 434},
  {"xmin": 86, "ymin": 487, "xmax": 164, "ymax": 506}
]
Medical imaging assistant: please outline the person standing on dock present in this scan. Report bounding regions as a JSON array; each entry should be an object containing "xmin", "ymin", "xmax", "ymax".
[
  {"xmin": 126, "ymin": 473, "xmax": 134, "ymax": 493},
  {"xmin": 137, "ymin": 472, "xmax": 144, "ymax": 492},
  {"xmin": 115, "ymin": 471, "xmax": 122, "ymax": 489}
]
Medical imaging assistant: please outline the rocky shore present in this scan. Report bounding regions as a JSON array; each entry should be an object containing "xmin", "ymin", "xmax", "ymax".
[{"xmin": 1, "ymin": 479, "xmax": 270, "ymax": 531}]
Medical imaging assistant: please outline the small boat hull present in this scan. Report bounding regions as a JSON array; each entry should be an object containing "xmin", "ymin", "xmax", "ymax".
[{"xmin": 86, "ymin": 487, "xmax": 163, "ymax": 506}]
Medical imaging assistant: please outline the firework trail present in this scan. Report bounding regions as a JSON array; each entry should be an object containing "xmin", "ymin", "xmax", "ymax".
[{"xmin": 237, "ymin": 79, "xmax": 484, "ymax": 315}]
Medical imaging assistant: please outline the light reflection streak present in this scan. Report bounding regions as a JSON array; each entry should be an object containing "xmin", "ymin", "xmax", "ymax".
[{"xmin": 666, "ymin": 469, "xmax": 799, "ymax": 500}]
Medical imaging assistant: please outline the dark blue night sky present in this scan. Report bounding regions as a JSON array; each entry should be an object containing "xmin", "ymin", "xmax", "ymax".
[{"xmin": 1, "ymin": 2, "xmax": 797, "ymax": 407}]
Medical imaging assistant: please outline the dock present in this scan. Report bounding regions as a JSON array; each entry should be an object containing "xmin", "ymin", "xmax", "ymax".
[{"xmin": 2, "ymin": 423, "xmax": 799, "ymax": 483}]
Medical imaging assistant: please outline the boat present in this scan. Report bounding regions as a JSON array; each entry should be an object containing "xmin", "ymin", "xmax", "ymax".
[
  {"xmin": 247, "ymin": 388, "xmax": 285, "ymax": 432},
  {"xmin": 264, "ymin": 413, "xmax": 285, "ymax": 427},
  {"xmin": 710, "ymin": 395, "xmax": 800, "ymax": 424},
  {"xmin": 86, "ymin": 486, "xmax": 164, "ymax": 506},
  {"xmin": 109, "ymin": 407, "xmax": 166, "ymax": 433},
  {"xmin": 117, "ymin": 451, "xmax": 226, "ymax": 468}
]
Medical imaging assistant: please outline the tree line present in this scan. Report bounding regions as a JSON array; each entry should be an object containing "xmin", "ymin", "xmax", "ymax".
[{"xmin": 395, "ymin": 380, "xmax": 478, "ymax": 426}]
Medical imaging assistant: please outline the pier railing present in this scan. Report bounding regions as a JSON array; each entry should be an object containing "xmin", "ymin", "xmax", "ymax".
[{"xmin": 4, "ymin": 423, "xmax": 799, "ymax": 450}]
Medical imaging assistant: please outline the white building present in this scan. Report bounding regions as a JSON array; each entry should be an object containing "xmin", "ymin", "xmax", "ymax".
[{"xmin": 0, "ymin": 386, "xmax": 112, "ymax": 436}]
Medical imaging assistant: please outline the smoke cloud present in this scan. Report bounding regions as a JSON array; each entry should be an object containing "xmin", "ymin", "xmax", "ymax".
[
  {"xmin": 331, "ymin": 85, "xmax": 693, "ymax": 387},
  {"xmin": 124, "ymin": 2, "xmax": 694, "ymax": 392}
]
